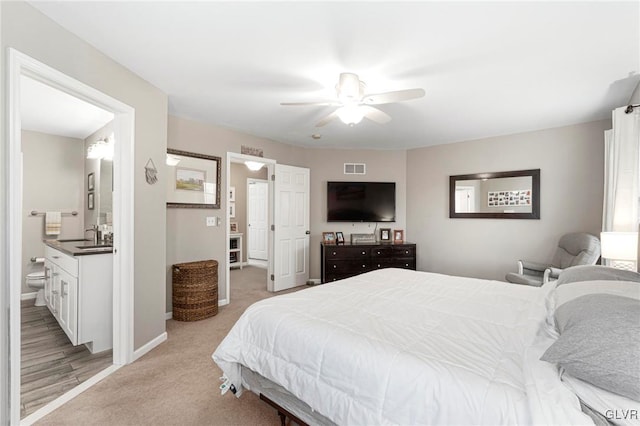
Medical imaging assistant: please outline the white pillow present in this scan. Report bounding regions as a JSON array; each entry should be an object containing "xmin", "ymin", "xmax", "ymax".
[
  {"xmin": 562, "ymin": 373, "xmax": 640, "ymax": 426},
  {"xmin": 554, "ymin": 280, "xmax": 640, "ymax": 306}
]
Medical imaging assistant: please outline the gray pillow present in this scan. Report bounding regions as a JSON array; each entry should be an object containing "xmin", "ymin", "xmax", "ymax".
[
  {"xmin": 541, "ymin": 294, "xmax": 640, "ymax": 401},
  {"xmin": 556, "ymin": 265, "xmax": 640, "ymax": 286}
]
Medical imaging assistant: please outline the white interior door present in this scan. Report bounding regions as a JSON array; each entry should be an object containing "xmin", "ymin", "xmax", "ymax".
[
  {"xmin": 247, "ymin": 179, "xmax": 268, "ymax": 260},
  {"xmin": 273, "ymin": 164, "xmax": 310, "ymax": 291},
  {"xmin": 455, "ymin": 187, "xmax": 475, "ymax": 212}
]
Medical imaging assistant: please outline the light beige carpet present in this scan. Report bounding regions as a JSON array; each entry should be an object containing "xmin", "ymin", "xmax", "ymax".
[{"xmin": 38, "ymin": 266, "xmax": 307, "ymax": 425}]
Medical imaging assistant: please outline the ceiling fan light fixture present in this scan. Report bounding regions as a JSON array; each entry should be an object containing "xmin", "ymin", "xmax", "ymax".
[
  {"xmin": 337, "ymin": 105, "xmax": 364, "ymax": 126},
  {"xmin": 245, "ymin": 160, "xmax": 264, "ymax": 171},
  {"xmin": 336, "ymin": 72, "xmax": 364, "ymax": 102}
]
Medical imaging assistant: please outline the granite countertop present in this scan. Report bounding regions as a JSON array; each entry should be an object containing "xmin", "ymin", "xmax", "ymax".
[{"xmin": 44, "ymin": 239, "xmax": 113, "ymax": 256}]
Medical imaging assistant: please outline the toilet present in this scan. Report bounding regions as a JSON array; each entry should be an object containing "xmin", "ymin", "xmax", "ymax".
[{"xmin": 26, "ymin": 258, "xmax": 46, "ymax": 306}]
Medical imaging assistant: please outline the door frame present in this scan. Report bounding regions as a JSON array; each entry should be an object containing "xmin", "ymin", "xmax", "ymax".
[
  {"xmin": 246, "ymin": 178, "xmax": 268, "ymax": 262},
  {"xmin": 225, "ymin": 153, "xmax": 276, "ymax": 304},
  {"xmin": 6, "ymin": 49, "xmax": 135, "ymax": 424}
]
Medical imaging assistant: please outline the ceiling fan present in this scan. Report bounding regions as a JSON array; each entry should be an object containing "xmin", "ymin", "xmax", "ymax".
[{"xmin": 281, "ymin": 73, "xmax": 425, "ymax": 127}]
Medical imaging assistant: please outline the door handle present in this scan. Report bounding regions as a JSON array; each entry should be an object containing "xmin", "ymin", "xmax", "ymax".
[{"xmin": 305, "ymin": 230, "xmax": 310, "ymax": 235}]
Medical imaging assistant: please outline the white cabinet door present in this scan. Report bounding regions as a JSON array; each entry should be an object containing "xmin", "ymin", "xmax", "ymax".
[
  {"xmin": 43, "ymin": 260, "xmax": 53, "ymax": 309},
  {"xmin": 57, "ymin": 268, "xmax": 78, "ymax": 345},
  {"xmin": 49, "ymin": 263, "xmax": 62, "ymax": 319}
]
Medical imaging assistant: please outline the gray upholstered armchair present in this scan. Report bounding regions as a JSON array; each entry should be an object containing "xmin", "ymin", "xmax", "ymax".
[{"xmin": 505, "ymin": 233, "xmax": 601, "ymax": 286}]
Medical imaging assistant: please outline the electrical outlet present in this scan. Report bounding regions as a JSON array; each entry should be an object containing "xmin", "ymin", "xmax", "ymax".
[{"xmin": 206, "ymin": 217, "xmax": 217, "ymax": 227}]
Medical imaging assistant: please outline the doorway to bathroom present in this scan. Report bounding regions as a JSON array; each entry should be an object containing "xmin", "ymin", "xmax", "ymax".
[
  {"xmin": 227, "ymin": 154, "xmax": 275, "ymax": 302},
  {"xmin": 7, "ymin": 49, "xmax": 135, "ymax": 425}
]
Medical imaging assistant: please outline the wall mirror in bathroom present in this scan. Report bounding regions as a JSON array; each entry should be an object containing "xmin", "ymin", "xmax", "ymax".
[
  {"xmin": 166, "ymin": 148, "xmax": 222, "ymax": 209},
  {"xmin": 449, "ymin": 169, "xmax": 540, "ymax": 219}
]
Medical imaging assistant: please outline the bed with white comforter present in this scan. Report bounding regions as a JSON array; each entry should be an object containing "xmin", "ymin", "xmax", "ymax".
[{"xmin": 213, "ymin": 268, "xmax": 591, "ymax": 425}]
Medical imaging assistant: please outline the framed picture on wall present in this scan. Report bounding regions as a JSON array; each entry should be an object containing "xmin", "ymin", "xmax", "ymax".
[
  {"xmin": 229, "ymin": 186, "xmax": 236, "ymax": 202},
  {"xmin": 88, "ymin": 192, "xmax": 95, "ymax": 210},
  {"xmin": 230, "ymin": 221, "xmax": 238, "ymax": 232},
  {"xmin": 229, "ymin": 202, "xmax": 236, "ymax": 218},
  {"xmin": 88, "ymin": 173, "xmax": 95, "ymax": 191}
]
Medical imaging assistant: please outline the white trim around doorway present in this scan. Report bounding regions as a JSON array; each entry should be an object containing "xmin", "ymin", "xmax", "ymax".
[{"xmin": 6, "ymin": 49, "xmax": 136, "ymax": 425}]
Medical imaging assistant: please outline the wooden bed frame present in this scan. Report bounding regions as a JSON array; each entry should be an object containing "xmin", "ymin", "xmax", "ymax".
[{"xmin": 259, "ymin": 394, "xmax": 309, "ymax": 426}]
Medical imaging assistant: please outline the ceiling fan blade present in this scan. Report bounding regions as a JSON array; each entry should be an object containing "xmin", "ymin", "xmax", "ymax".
[
  {"xmin": 361, "ymin": 106, "xmax": 391, "ymax": 124},
  {"xmin": 363, "ymin": 88, "xmax": 425, "ymax": 105},
  {"xmin": 280, "ymin": 101, "xmax": 341, "ymax": 106},
  {"xmin": 315, "ymin": 111, "xmax": 339, "ymax": 127}
]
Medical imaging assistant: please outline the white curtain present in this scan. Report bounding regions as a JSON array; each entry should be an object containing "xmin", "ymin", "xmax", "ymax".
[
  {"xmin": 602, "ymin": 106, "xmax": 640, "ymax": 233},
  {"xmin": 602, "ymin": 106, "xmax": 640, "ymax": 267}
]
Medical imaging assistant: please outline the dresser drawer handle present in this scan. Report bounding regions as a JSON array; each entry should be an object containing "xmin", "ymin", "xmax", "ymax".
[
  {"xmin": 377, "ymin": 264, "xmax": 381, "ymax": 268},
  {"xmin": 405, "ymin": 250, "xmax": 409, "ymax": 254},
  {"xmin": 362, "ymin": 251, "xmax": 366, "ymax": 255},
  {"xmin": 332, "ymin": 252, "xmax": 337, "ymax": 256},
  {"xmin": 362, "ymin": 264, "xmax": 366, "ymax": 268},
  {"xmin": 333, "ymin": 265, "xmax": 337, "ymax": 269},
  {"xmin": 405, "ymin": 263, "xmax": 409, "ymax": 267}
]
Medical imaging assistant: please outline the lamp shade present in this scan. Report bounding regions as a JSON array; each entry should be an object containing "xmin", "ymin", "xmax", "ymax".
[{"xmin": 600, "ymin": 232, "xmax": 638, "ymax": 261}]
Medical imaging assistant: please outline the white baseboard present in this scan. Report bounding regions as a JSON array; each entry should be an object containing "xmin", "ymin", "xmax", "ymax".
[
  {"xmin": 21, "ymin": 364, "xmax": 121, "ymax": 426},
  {"xmin": 21, "ymin": 292, "xmax": 37, "ymax": 300},
  {"xmin": 218, "ymin": 298, "xmax": 229, "ymax": 306},
  {"xmin": 132, "ymin": 332, "xmax": 167, "ymax": 361},
  {"xmin": 307, "ymin": 278, "xmax": 321, "ymax": 285},
  {"xmin": 165, "ymin": 312, "xmax": 172, "ymax": 320}
]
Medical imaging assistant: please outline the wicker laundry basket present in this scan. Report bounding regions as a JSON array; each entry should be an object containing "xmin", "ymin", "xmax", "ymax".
[{"xmin": 172, "ymin": 259, "xmax": 218, "ymax": 321}]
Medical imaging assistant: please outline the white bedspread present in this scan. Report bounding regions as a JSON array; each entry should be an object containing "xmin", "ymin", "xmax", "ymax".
[{"xmin": 213, "ymin": 268, "xmax": 560, "ymax": 425}]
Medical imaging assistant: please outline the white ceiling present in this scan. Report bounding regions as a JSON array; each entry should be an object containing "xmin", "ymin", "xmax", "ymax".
[
  {"xmin": 30, "ymin": 1, "xmax": 639, "ymax": 150},
  {"xmin": 21, "ymin": 75, "xmax": 114, "ymax": 139}
]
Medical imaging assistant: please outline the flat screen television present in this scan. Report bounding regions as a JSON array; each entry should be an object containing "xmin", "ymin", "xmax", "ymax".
[{"xmin": 327, "ymin": 181, "xmax": 396, "ymax": 222}]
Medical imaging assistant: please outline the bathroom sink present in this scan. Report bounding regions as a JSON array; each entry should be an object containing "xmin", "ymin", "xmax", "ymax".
[{"xmin": 57, "ymin": 238, "xmax": 90, "ymax": 242}]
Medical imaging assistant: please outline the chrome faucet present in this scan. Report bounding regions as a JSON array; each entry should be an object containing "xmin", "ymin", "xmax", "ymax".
[{"xmin": 85, "ymin": 225, "xmax": 100, "ymax": 245}]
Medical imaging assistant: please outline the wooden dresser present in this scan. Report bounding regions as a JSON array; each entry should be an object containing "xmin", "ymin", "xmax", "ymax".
[{"xmin": 321, "ymin": 242, "xmax": 416, "ymax": 283}]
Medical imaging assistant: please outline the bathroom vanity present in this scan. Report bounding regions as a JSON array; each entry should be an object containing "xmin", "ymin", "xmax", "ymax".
[{"xmin": 43, "ymin": 239, "xmax": 113, "ymax": 354}]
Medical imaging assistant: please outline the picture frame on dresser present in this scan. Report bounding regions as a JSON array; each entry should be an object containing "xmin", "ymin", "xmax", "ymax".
[
  {"xmin": 394, "ymin": 229, "xmax": 404, "ymax": 244},
  {"xmin": 322, "ymin": 232, "xmax": 336, "ymax": 244},
  {"xmin": 335, "ymin": 232, "xmax": 345, "ymax": 245},
  {"xmin": 380, "ymin": 228, "xmax": 391, "ymax": 241}
]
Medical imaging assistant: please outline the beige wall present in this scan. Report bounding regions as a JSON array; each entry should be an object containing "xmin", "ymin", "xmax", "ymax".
[
  {"xmin": 230, "ymin": 163, "xmax": 268, "ymax": 263},
  {"xmin": 21, "ymin": 130, "xmax": 85, "ymax": 294},
  {"xmin": 166, "ymin": 115, "xmax": 303, "ymax": 311},
  {"xmin": 166, "ymin": 117, "xmax": 408, "ymax": 310},
  {"xmin": 407, "ymin": 119, "xmax": 610, "ymax": 281},
  {"xmin": 297, "ymin": 148, "xmax": 408, "ymax": 279},
  {"xmin": 2, "ymin": 1, "xmax": 168, "ymax": 350}
]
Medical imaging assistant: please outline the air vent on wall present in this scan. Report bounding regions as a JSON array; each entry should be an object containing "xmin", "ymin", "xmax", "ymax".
[{"xmin": 344, "ymin": 163, "xmax": 366, "ymax": 175}]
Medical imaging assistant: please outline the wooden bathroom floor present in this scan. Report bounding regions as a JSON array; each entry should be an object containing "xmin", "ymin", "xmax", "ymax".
[{"xmin": 20, "ymin": 299, "xmax": 112, "ymax": 418}]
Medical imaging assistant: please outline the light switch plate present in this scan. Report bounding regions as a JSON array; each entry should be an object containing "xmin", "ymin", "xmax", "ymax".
[{"xmin": 206, "ymin": 217, "xmax": 217, "ymax": 227}]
